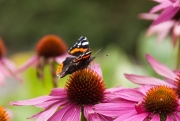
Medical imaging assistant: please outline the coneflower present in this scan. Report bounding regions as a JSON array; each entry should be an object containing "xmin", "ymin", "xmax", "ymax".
[
  {"xmin": 10, "ymin": 64, "xmax": 120, "ymax": 121},
  {"xmin": 0, "ymin": 38, "xmax": 22, "ymax": 85},
  {"xmin": 17, "ymin": 34, "xmax": 68, "ymax": 87}
]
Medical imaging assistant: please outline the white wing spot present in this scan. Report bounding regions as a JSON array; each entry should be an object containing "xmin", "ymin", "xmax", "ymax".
[{"xmin": 82, "ymin": 42, "xmax": 89, "ymax": 46}]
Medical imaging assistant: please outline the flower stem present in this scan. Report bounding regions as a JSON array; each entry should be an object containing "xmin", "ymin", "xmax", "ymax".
[
  {"xmin": 49, "ymin": 59, "xmax": 58, "ymax": 88},
  {"xmin": 81, "ymin": 107, "xmax": 87, "ymax": 121},
  {"xmin": 176, "ymin": 37, "xmax": 180, "ymax": 69}
]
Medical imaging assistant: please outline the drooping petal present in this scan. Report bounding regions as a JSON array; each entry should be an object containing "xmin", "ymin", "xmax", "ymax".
[
  {"xmin": 0, "ymin": 61, "xmax": 11, "ymax": 76},
  {"xmin": 1, "ymin": 57, "xmax": 17, "ymax": 70},
  {"xmin": 124, "ymin": 74, "xmax": 175, "ymax": 88},
  {"xmin": 16, "ymin": 55, "xmax": 39, "ymax": 73},
  {"xmin": 10, "ymin": 96, "xmax": 60, "ymax": 106},
  {"xmin": 146, "ymin": 54, "xmax": 177, "ymax": 80},
  {"xmin": 152, "ymin": 6, "xmax": 179, "ymax": 25},
  {"xmin": 151, "ymin": 114, "xmax": 160, "ymax": 121},
  {"xmin": 115, "ymin": 112, "xmax": 149, "ymax": 121},
  {"xmin": 2, "ymin": 57, "xmax": 23, "ymax": 82}
]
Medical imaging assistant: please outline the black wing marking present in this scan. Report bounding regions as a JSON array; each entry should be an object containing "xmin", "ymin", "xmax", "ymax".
[{"xmin": 68, "ymin": 36, "xmax": 90, "ymax": 56}]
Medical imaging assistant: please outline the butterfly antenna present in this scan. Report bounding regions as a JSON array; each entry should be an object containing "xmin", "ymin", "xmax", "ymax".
[{"xmin": 92, "ymin": 47, "xmax": 103, "ymax": 56}]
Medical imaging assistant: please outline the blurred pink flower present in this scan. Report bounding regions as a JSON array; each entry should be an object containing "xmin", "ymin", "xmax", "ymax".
[
  {"xmin": 16, "ymin": 34, "xmax": 68, "ymax": 81},
  {"xmin": 10, "ymin": 64, "xmax": 119, "ymax": 121},
  {"xmin": 140, "ymin": 0, "xmax": 180, "ymax": 45},
  {"xmin": 94, "ymin": 85, "xmax": 180, "ymax": 121},
  {"xmin": 0, "ymin": 38, "xmax": 22, "ymax": 85},
  {"xmin": 124, "ymin": 54, "xmax": 180, "ymax": 97}
]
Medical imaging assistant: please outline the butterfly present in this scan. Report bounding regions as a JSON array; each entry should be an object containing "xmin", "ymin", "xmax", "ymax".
[{"xmin": 56, "ymin": 36, "xmax": 95, "ymax": 78}]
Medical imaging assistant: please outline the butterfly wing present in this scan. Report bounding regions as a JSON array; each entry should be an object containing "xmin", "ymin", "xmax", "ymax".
[
  {"xmin": 57, "ymin": 36, "xmax": 94, "ymax": 78},
  {"xmin": 68, "ymin": 36, "xmax": 90, "ymax": 56},
  {"xmin": 56, "ymin": 56, "xmax": 76, "ymax": 77}
]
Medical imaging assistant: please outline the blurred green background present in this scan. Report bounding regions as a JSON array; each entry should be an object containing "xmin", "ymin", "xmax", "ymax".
[
  {"xmin": 0, "ymin": 0, "xmax": 155, "ymax": 56},
  {"xmin": 0, "ymin": 0, "xmax": 177, "ymax": 120}
]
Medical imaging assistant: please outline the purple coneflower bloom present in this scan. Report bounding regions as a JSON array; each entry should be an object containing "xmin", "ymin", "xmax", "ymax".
[
  {"xmin": 0, "ymin": 38, "xmax": 22, "ymax": 85},
  {"xmin": 140, "ymin": 0, "xmax": 180, "ymax": 45},
  {"xmin": 17, "ymin": 34, "xmax": 68, "ymax": 86},
  {"xmin": 10, "ymin": 64, "xmax": 119, "ymax": 121},
  {"xmin": 94, "ymin": 85, "xmax": 180, "ymax": 121},
  {"xmin": 124, "ymin": 54, "xmax": 180, "ymax": 97}
]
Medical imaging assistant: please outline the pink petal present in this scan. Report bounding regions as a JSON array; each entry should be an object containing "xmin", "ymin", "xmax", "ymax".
[
  {"xmin": 146, "ymin": 54, "xmax": 177, "ymax": 80},
  {"xmin": 94, "ymin": 103, "xmax": 135, "ymax": 117},
  {"xmin": 2, "ymin": 57, "xmax": 17, "ymax": 70},
  {"xmin": 10, "ymin": 96, "xmax": 60, "ymax": 106},
  {"xmin": 35, "ymin": 100, "xmax": 62, "ymax": 108},
  {"xmin": 1, "ymin": 58, "xmax": 23, "ymax": 82},
  {"xmin": 151, "ymin": 114, "xmax": 160, "ymax": 121},
  {"xmin": 166, "ymin": 115, "xmax": 174, "ymax": 121},
  {"xmin": 0, "ymin": 72, "xmax": 5, "ymax": 86},
  {"xmin": 152, "ymin": 0, "xmax": 165, "ymax": 3},
  {"xmin": 173, "ymin": 113, "xmax": 180, "ymax": 120},
  {"xmin": 114, "ymin": 88, "xmax": 144, "ymax": 102},
  {"xmin": 139, "ymin": 85, "xmax": 153, "ymax": 95},
  {"xmin": 173, "ymin": 22, "xmax": 180, "ymax": 36},
  {"xmin": 113, "ymin": 110, "xmax": 137, "ymax": 121},
  {"xmin": 90, "ymin": 62, "xmax": 102, "ymax": 77},
  {"xmin": 16, "ymin": 55, "xmax": 39, "ymax": 73},
  {"xmin": 55, "ymin": 53, "xmax": 69, "ymax": 64},
  {"xmin": 0, "ymin": 62, "xmax": 11, "ymax": 76},
  {"xmin": 147, "ymin": 20, "xmax": 174, "ymax": 38},
  {"xmin": 123, "ymin": 113, "xmax": 149, "ymax": 121},
  {"xmin": 49, "ymin": 88, "xmax": 67, "ymax": 96},
  {"xmin": 139, "ymin": 13, "xmax": 158, "ymax": 20},
  {"xmin": 150, "ymin": 1, "xmax": 172, "ymax": 13},
  {"xmin": 48, "ymin": 103, "xmax": 78, "ymax": 121},
  {"xmin": 156, "ymin": 26, "xmax": 171, "ymax": 43},
  {"xmin": 152, "ymin": 6, "xmax": 179, "ymax": 25},
  {"xmin": 34, "ymin": 103, "xmax": 63, "ymax": 121},
  {"xmin": 173, "ymin": 0, "xmax": 180, "ymax": 7},
  {"xmin": 176, "ymin": 105, "xmax": 180, "ymax": 111},
  {"xmin": 124, "ymin": 74, "xmax": 175, "ymax": 88},
  {"xmin": 84, "ymin": 105, "xmax": 101, "ymax": 121},
  {"xmin": 62, "ymin": 105, "xmax": 81, "ymax": 121}
]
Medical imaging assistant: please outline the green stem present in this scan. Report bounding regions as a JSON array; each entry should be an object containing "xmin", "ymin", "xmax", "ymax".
[
  {"xmin": 176, "ymin": 37, "xmax": 180, "ymax": 69},
  {"xmin": 81, "ymin": 106, "xmax": 87, "ymax": 121}
]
